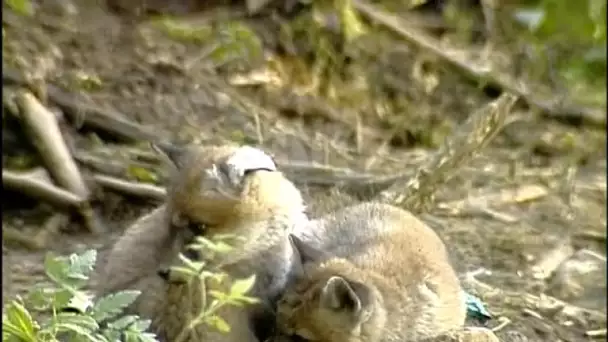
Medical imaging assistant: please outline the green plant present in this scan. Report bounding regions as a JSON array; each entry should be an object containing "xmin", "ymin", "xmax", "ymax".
[
  {"xmin": 2, "ymin": 250, "xmax": 157, "ymax": 342},
  {"xmin": 2, "ymin": 235, "xmax": 260, "ymax": 342},
  {"xmin": 168, "ymin": 234, "xmax": 260, "ymax": 341}
]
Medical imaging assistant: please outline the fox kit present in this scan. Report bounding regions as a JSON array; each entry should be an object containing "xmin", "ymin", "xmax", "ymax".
[
  {"xmin": 274, "ymin": 203, "xmax": 468, "ymax": 342},
  {"xmin": 97, "ymin": 143, "xmax": 309, "ymax": 342}
]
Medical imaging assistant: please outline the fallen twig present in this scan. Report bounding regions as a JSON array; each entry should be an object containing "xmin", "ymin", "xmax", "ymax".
[
  {"xmin": 93, "ymin": 174, "xmax": 166, "ymax": 201},
  {"xmin": 14, "ymin": 90, "xmax": 106, "ymax": 234},
  {"xmin": 3, "ymin": 170, "xmax": 85, "ymax": 210},
  {"xmin": 15, "ymin": 91, "xmax": 90, "ymax": 198},
  {"xmin": 379, "ymin": 93, "xmax": 519, "ymax": 211},
  {"xmin": 353, "ymin": 0, "xmax": 606, "ymax": 127}
]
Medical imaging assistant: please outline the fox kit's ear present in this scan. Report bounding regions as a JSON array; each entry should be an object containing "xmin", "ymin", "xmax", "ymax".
[
  {"xmin": 221, "ymin": 145, "xmax": 277, "ymax": 186},
  {"xmin": 288, "ymin": 234, "xmax": 329, "ymax": 266},
  {"xmin": 151, "ymin": 142, "xmax": 188, "ymax": 170},
  {"xmin": 320, "ymin": 276, "xmax": 371, "ymax": 318}
]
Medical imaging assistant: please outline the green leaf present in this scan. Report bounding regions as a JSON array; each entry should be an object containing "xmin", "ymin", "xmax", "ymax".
[
  {"xmin": 67, "ymin": 250, "xmax": 97, "ymax": 281},
  {"xmin": 204, "ymin": 315, "xmax": 231, "ymax": 333},
  {"xmin": 123, "ymin": 331, "xmax": 140, "ymax": 342},
  {"xmin": 66, "ymin": 290, "xmax": 95, "ymax": 313},
  {"xmin": 2, "ymin": 300, "xmax": 38, "ymax": 342},
  {"xmin": 230, "ymin": 275, "xmax": 257, "ymax": 297},
  {"xmin": 5, "ymin": 0, "xmax": 34, "ymax": 16},
  {"xmin": 100, "ymin": 328, "xmax": 122, "ymax": 342},
  {"xmin": 55, "ymin": 312, "xmax": 99, "ymax": 332},
  {"xmin": 135, "ymin": 332, "xmax": 159, "ymax": 342},
  {"xmin": 44, "ymin": 252, "xmax": 70, "ymax": 285},
  {"xmin": 108, "ymin": 315, "xmax": 139, "ymax": 330},
  {"xmin": 127, "ymin": 166, "xmax": 159, "ymax": 184},
  {"xmin": 233, "ymin": 295, "xmax": 260, "ymax": 305},
  {"xmin": 92, "ymin": 290, "xmax": 141, "ymax": 322},
  {"xmin": 25, "ymin": 287, "xmax": 54, "ymax": 311},
  {"xmin": 127, "ymin": 318, "xmax": 151, "ymax": 333}
]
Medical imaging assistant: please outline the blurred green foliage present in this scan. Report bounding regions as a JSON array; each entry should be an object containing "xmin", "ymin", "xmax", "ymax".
[{"xmin": 512, "ymin": 0, "xmax": 606, "ymax": 98}]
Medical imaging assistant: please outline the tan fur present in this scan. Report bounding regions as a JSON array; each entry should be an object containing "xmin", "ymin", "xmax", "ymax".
[
  {"xmin": 275, "ymin": 203, "xmax": 467, "ymax": 342},
  {"xmin": 97, "ymin": 144, "xmax": 309, "ymax": 342}
]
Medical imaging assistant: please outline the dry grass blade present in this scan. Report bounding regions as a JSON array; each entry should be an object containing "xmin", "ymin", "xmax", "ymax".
[{"xmin": 380, "ymin": 93, "xmax": 519, "ymax": 211}]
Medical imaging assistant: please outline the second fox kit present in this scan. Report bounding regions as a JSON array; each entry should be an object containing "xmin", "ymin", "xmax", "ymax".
[
  {"xmin": 274, "ymin": 203, "xmax": 467, "ymax": 342},
  {"xmin": 96, "ymin": 144, "xmax": 309, "ymax": 342}
]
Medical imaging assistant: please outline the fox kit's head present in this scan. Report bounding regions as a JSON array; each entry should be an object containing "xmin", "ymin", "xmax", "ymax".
[
  {"xmin": 154, "ymin": 143, "xmax": 307, "ymax": 273},
  {"xmin": 274, "ymin": 235, "xmax": 384, "ymax": 342}
]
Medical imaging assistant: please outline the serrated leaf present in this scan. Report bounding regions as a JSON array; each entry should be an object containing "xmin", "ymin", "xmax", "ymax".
[
  {"xmin": 25, "ymin": 287, "xmax": 54, "ymax": 311},
  {"xmin": 2, "ymin": 300, "xmax": 38, "ymax": 341},
  {"xmin": 55, "ymin": 312, "xmax": 99, "ymax": 332},
  {"xmin": 67, "ymin": 250, "xmax": 97, "ymax": 281},
  {"xmin": 230, "ymin": 275, "xmax": 256, "ymax": 297},
  {"xmin": 108, "ymin": 315, "xmax": 139, "ymax": 330},
  {"xmin": 90, "ymin": 332, "xmax": 112, "ymax": 342},
  {"xmin": 44, "ymin": 252, "xmax": 70, "ymax": 285},
  {"xmin": 92, "ymin": 290, "xmax": 141, "ymax": 322},
  {"xmin": 100, "ymin": 327, "xmax": 122, "ymax": 342},
  {"xmin": 127, "ymin": 318, "xmax": 151, "ymax": 333},
  {"xmin": 52, "ymin": 289, "xmax": 76, "ymax": 309},
  {"xmin": 204, "ymin": 315, "xmax": 231, "ymax": 333},
  {"xmin": 136, "ymin": 332, "xmax": 159, "ymax": 342},
  {"xmin": 123, "ymin": 331, "xmax": 140, "ymax": 342}
]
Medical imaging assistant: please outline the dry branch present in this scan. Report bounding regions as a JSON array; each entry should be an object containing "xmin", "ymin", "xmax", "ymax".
[
  {"xmin": 3, "ymin": 67, "xmax": 160, "ymax": 142},
  {"xmin": 15, "ymin": 91, "xmax": 90, "ymax": 198},
  {"xmin": 93, "ymin": 174, "xmax": 166, "ymax": 201},
  {"xmin": 3, "ymin": 170, "xmax": 85, "ymax": 210},
  {"xmin": 353, "ymin": 0, "xmax": 606, "ymax": 127},
  {"xmin": 13, "ymin": 90, "xmax": 106, "ymax": 233},
  {"xmin": 380, "ymin": 93, "xmax": 519, "ymax": 211}
]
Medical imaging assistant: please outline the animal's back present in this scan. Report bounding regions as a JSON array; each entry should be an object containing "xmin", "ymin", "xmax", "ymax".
[{"xmin": 299, "ymin": 202, "xmax": 448, "ymax": 263}]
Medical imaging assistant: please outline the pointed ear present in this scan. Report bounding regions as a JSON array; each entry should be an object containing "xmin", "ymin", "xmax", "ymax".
[
  {"xmin": 151, "ymin": 142, "xmax": 188, "ymax": 169},
  {"xmin": 320, "ymin": 276, "xmax": 371, "ymax": 316},
  {"xmin": 289, "ymin": 234, "xmax": 330, "ymax": 266}
]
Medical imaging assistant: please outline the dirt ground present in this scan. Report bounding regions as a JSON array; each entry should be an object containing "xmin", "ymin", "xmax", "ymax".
[{"xmin": 2, "ymin": 1, "xmax": 606, "ymax": 342}]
